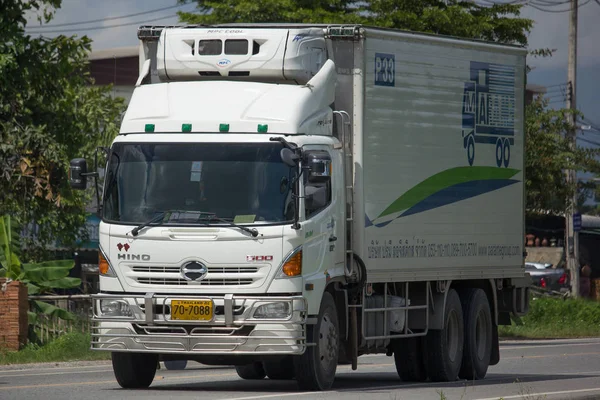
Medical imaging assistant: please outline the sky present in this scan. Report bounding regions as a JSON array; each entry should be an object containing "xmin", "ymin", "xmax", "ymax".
[{"xmin": 24, "ymin": 0, "xmax": 600, "ymax": 133}]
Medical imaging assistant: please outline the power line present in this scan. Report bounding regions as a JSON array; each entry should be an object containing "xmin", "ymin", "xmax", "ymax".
[
  {"xmin": 478, "ymin": 0, "xmax": 594, "ymax": 12},
  {"xmin": 27, "ymin": 14, "xmax": 177, "ymax": 34},
  {"xmin": 528, "ymin": 0, "xmax": 592, "ymax": 12},
  {"xmin": 578, "ymin": 137, "xmax": 600, "ymax": 147},
  {"xmin": 27, "ymin": 3, "xmax": 190, "ymax": 29}
]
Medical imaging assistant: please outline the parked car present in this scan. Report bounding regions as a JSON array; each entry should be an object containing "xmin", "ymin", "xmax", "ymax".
[{"xmin": 525, "ymin": 262, "xmax": 570, "ymax": 292}]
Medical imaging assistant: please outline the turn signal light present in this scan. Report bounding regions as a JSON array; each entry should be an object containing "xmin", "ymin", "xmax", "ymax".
[
  {"xmin": 99, "ymin": 252, "xmax": 110, "ymax": 275},
  {"xmin": 282, "ymin": 251, "xmax": 302, "ymax": 277}
]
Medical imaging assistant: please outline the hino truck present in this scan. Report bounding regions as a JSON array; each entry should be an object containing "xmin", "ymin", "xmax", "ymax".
[{"xmin": 69, "ymin": 24, "xmax": 529, "ymax": 391}]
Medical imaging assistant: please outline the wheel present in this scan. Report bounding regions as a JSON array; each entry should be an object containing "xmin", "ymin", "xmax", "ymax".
[
  {"xmin": 235, "ymin": 362, "xmax": 266, "ymax": 380},
  {"xmin": 503, "ymin": 139, "xmax": 511, "ymax": 168},
  {"xmin": 263, "ymin": 356, "xmax": 295, "ymax": 380},
  {"xmin": 458, "ymin": 289, "xmax": 492, "ymax": 380},
  {"xmin": 294, "ymin": 291, "xmax": 339, "ymax": 391},
  {"xmin": 467, "ymin": 135, "xmax": 475, "ymax": 166},
  {"xmin": 495, "ymin": 138, "xmax": 503, "ymax": 167},
  {"xmin": 426, "ymin": 289, "xmax": 464, "ymax": 382},
  {"xmin": 393, "ymin": 337, "xmax": 428, "ymax": 382},
  {"xmin": 111, "ymin": 352, "xmax": 158, "ymax": 389},
  {"xmin": 163, "ymin": 360, "xmax": 187, "ymax": 370}
]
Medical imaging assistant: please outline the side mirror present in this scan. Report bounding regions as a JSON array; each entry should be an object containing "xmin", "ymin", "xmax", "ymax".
[
  {"xmin": 280, "ymin": 148, "xmax": 300, "ymax": 167},
  {"xmin": 69, "ymin": 158, "xmax": 88, "ymax": 190},
  {"xmin": 305, "ymin": 185, "xmax": 328, "ymax": 210},
  {"xmin": 305, "ymin": 151, "xmax": 331, "ymax": 183}
]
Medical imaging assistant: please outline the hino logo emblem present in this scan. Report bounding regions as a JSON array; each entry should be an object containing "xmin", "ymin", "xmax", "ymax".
[
  {"xmin": 181, "ymin": 261, "xmax": 208, "ymax": 281},
  {"xmin": 117, "ymin": 243, "xmax": 130, "ymax": 252},
  {"xmin": 118, "ymin": 253, "xmax": 150, "ymax": 261}
]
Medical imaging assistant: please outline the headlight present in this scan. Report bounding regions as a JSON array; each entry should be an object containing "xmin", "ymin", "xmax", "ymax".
[
  {"xmin": 100, "ymin": 299, "xmax": 132, "ymax": 317},
  {"xmin": 253, "ymin": 302, "xmax": 291, "ymax": 319}
]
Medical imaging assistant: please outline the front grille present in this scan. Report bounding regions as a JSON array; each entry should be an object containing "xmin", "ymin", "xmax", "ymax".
[
  {"xmin": 129, "ymin": 263, "xmax": 266, "ymax": 287},
  {"xmin": 138, "ymin": 277, "xmax": 188, "ymax": 285},
  {"xmin": 133, "ymin": 265, "xmax": 180, "ymax": 273},
  {"xmin": 132, "ymin": 265, "xmax": 259, "ymax": 274},
  {"xmin": 137, "ymin": 277, "xmax": 253, "ymax": 286}
]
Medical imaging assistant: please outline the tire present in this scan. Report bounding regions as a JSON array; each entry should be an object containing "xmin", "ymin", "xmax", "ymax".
[
  {"xmin": 163, "ymin": 360, "xmax": 187, "ymax": 370},
  {"xmin": 294, "ymin": 291, "xmax": 339, "ymax": 391},
  {"xmin": 458, "ymin": 289, "xmax": 492, "ymax": 380},
  {"xmin": 467, "ymin": 135, "xmax": 475, "ymax": 166},
  {"xmin": 111, "ymin": 352, "xmax": 158, "ymax": 389},
  {"xmin": 264, "ymin": 357, "xmax": 295, "ymax": 380},
  {"xmin": 426, "ymin": 289, "xmax": 464, "ymax": 382},
  {"xmin": 495, "ymin": 138, "xmax": 503, "ymax": 167},
  {"xmin": 235, "ymin": 362, "xmax": 266, "ymax": 380},
  {"xmin": 503, "ymin": 139, "xmax": 511, "ymax": 168},
  {"xmin": 393, "ymin": 337, "xmax": 428, "ymax": 382}
]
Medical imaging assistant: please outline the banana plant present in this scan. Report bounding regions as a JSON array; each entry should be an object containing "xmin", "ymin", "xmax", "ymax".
[{"xmin": 0, "ymin": 215, "xmax": 81, "ymax": 322}]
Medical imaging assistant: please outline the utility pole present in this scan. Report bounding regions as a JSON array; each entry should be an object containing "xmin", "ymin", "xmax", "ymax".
[{"xmin": 565, "ymin": 0, "xmax": 580, "ymax": 297}]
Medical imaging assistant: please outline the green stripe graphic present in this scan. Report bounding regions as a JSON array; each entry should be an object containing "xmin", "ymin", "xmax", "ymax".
[{"xmin": 377, "ymin": 166, "xmax": 520, "ymax": 218}]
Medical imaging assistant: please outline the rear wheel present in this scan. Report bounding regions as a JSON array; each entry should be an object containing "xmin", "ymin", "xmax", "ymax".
[
  {"xmin": 458, "ymin": 288, "xmax": 492, "ymax": 380},
  {"xmin": 426, "ymin": 289, "xmax": 464, "ymax": 382},
  {"xmin": 294, "ymin": 291, "xmax": 339, "ymax": 391},
  {"xmin": 112, "ymin": 352, "xmax": 158, "ymax": 389},
  {"xmin": 393, "ymin": 337, "xmax": 428, "ymax": 382},
  {"xmin": 235, "ymin": 362, "xmax": 266, "ymax": 380},
  {"xmin": 503, "ymin": 139, "xmax": 511, "ymax": 168},
  {"xmin": 263, "ymin": 357, "xmax": 295, "ymax": 380}
]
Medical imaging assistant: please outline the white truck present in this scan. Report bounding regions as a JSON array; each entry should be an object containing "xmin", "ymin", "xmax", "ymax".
[{"xmin": 69, "ymin": 24, "xmax": 529, "ymax": 391}]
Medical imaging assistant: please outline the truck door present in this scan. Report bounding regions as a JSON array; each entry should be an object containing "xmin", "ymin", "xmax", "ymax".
[{"xmin": 301, "ymin": 148, "xmax": 342, "ymax": 290}]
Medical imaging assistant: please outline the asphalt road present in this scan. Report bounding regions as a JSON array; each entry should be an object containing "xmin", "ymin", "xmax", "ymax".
[{"xmin": 1, "ymin": 338, "xmax": 600, "ymax": 400}]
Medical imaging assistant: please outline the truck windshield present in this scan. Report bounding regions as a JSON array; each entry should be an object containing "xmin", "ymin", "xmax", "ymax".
[{"xmin": 103, "ymin": 142, "xmax": 295, "ymax": 225}]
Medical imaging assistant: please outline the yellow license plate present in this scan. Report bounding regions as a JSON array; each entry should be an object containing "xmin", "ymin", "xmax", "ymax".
[{"xmin": 171, "ymin": 300, "xmax": 213, "ymax": 321}]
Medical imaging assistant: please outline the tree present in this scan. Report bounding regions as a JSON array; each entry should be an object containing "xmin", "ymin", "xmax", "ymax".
[
  {"xmin": 525, "ymin": 96, "xmax": 600, "ymax": 215},
  {"xmin": 0, "ymin": 0, "xmax": 124, "ymax": 261},
  {"xmin": 178, "ymin": 0, "xmax": 533, "ymax": 45}
]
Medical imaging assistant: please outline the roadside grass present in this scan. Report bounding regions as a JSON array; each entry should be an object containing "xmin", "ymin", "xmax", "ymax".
[
  {"xmin": 499, "ymin": 295, "xmax": 600, "ymax": 339},
  {"xmin": 0, "ymin": 332, "xmax": 109, "ymax": 365}
]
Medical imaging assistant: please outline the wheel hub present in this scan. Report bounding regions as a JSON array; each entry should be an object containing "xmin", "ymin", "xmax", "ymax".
[{"xmin": 319, "ymin": 313, "xmax": 338, "ymax": 370}]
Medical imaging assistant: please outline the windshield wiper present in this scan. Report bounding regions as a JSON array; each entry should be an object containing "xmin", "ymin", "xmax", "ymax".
[
  {"xmin": 201, "ymin": 215, "xmax": 259, "ymax": 238},
  {"xmin": 130, "ymin": 212, "xmax": 167, "ymax": 237},
  {"xmin": 130, "ymin": 210, "xmax": 259, "ymax": 238},
  {"xmin": 130, "ymin": 210, "xmax": 214, "ymax": 237}
]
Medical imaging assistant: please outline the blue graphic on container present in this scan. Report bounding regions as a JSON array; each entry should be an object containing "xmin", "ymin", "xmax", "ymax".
[
  {"xmin": 462, "ymin": 61, "xmax": 516, "ymax": 168},
  {"xmin": 375, "ymin": 53, "xmax": 395, "ymax": 87}
]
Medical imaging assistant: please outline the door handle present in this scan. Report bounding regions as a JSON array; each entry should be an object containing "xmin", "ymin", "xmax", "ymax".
[{"xmin": 329, "ymin": 236, "xmax": 337, "ymax": 242}]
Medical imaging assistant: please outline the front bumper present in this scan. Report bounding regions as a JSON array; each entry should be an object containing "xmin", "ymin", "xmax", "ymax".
[{"xmin": 91, "ymin": 293, "xmax": 307, "ymax": 355}]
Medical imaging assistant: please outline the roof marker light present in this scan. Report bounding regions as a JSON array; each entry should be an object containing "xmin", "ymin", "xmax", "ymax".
[
  {"xmin": 182, "ymin": 123, "xmax": 192, "ymax": 133},
  {"xmin": 145, "ymin": 124, "xmax": 155, "ymax": 133},
  {"xmin": 257, "ymin": 124, "xmax": 268, "ymax": 133},
  {"xmin": 219, "ymin": 123, "xmax": 230, "ymax": 132}
]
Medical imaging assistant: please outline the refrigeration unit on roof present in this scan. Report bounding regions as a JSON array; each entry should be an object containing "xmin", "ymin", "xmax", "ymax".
[{"xmin": 146, "ymin": 27, "xmax": 328, "ymax": 84}]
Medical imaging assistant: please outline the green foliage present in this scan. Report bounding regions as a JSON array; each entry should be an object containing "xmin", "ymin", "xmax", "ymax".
[
  {"xmin": 29, "ymin": 300, "xmax": 76, "ymax": 323},
  {"xmin": 499, "ymin": 296, "xmax": 600, "ymax": 338},
  {"xmin": 0, "ymin": 0, "xmax": 125, "ymax": 260},
  {"xmin": 0, "ymin": 332, "xmax": 108, "ymax": 363},
  {"xmin": 0, "ymin": 214, "xmax": 80, "ymax": 303},
  {"xmin": 525, "ymin": 96, "xmax": 600, "ymax": 214},
  {"xmin": 179, "ymin": 0, "xmax": 532, "ymax": 45}
]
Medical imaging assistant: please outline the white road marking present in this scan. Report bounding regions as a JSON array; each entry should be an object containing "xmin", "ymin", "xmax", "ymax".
[
  {"xmin": 501, "ymin": 341, "xmax": 600, "ymax": 351},
  {"xmin": 473, "ymin": 387, "xmax": 600, "ymax": 400},
  {"xmin": 0, "ymin": 369, "xmax": 113, "ymax": 378}
]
